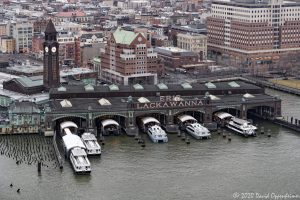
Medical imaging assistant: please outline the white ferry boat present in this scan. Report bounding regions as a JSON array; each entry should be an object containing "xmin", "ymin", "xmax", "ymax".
[
  {"xmin": 177, "ymin": 115, "xmax": 211, "ymax": 139},
  {"xmin": 69, "ymin": 147, "xmax": 91, "ymax": 173},
  {"xmin": 226, "ymin": 117, "xmax": 257, "ymax": 137},
  {"xmin": 62, "ymin": 126, "xmax": 91, "ymax": 174},
  {"xmin": 186, "ymin": 123, "xmax": 211, "ymax": 139},
  {"xmin": 81, "ymin": 133, "xmax": 101, "ymax": 156},
  {"xmin": 147, "ymin": 125, "xmax": 168, "ymax": 143}
]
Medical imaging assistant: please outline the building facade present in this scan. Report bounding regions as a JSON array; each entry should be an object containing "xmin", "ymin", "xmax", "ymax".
[
  {"xmin": 207, "ymin": 0, "xmax": 300, "ymax": 73},
  {"xmin": 0, "ymin": 36, "xmax": 16, "ymax": 53},
  {"xmin": 154, "ymin": 46, "xmax": 200, "ymax": 69},
  {"xmin": 101, "ymin": 28, "xmax": 159, "ymax": 85},
  {"xmin": 177, "ymin": 33, "xmax": 207, "ymax": 60},
  {"xmin": 10, "ymin": 20, "xmax": 33, "ymax": 53}
]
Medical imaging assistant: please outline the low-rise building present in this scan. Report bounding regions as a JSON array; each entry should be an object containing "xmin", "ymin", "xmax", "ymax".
[
  {"xmin": 177, "ymin": 33, "xmax": 207, "ymax": 60},
  {"xmin": 154, "ymin": 46, "xmax": 199, "ymax": 69}
]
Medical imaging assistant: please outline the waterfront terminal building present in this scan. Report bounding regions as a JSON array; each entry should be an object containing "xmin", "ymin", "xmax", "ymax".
[{"xmin": 43, "ymin": 80, "xmax": 281, "ymax": 136}]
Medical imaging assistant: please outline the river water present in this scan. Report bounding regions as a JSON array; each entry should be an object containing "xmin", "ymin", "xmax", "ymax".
[{"xmin": 1, "ymin": 89, "xmax": 300, "ymax": 200}]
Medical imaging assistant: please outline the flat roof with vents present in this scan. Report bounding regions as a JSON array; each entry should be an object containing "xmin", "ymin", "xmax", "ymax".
[
  {"xmin": 205, "ymin": 82, "xmax": 216, "ymax": 88},
  {"xmin": 156, "ymin": 83, "xmax": 168, "ymax": 90}
]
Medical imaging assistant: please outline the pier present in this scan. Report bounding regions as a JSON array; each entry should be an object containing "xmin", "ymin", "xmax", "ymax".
[
  {"xmin": 53, "ymin": 132, "xmax": 64, "ymax": 169},
  {"xmin": 241, "ymin": 76, "xmax": 300, "ymax": 96},
  {"xmin": 272, "ymin": 118, "xmax": 300, "ymax": 132}
]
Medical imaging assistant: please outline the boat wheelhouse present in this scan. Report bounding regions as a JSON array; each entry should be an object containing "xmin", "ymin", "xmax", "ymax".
[
  {"xmin": 186, "ymin": 123, "xmax": 211, "ymax": 139},
  {"xmin": 140, "ymin": 117, "xmax": 168, "ymax": 143},
  {"xmin": 69, "ymin": 147, "xmax": 91, "ymax": 173},
  {"xmin": 147, "ymin": 124, "xmax": 168, "ymax": 143},
  {"xmin": 177, "ymin": 114, "xmax": 211, "ymax": 139},
  {"xmin": 61, "ymin": 124, "xmax": 91, "ymax": 173},
  {"xmin": 81, "ymin": 132, "xmax": 101, "ymax": 155},
  {"xmin": 226, "ymin": 117, "xmax": 257, "ymax": 137}
]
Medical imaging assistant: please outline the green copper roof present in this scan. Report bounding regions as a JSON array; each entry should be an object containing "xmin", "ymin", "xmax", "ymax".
[{"xmin": 113, "ymin": 28, "xmax": 139, "ymax": 45}]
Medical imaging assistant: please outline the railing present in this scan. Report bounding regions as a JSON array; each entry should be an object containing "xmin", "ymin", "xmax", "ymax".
[{"xmin": 53, "ymin": 131, "xmax": 64, "ymax": 169}]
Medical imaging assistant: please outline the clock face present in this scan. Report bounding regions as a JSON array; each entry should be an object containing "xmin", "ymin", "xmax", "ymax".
[
  {"xmin": 45, "ymin": 47, "xmax": 49, "ymax": 52},
  {"xmin": 51, "ymin": 47, "xmax": 57, "ymax": 53},
  {"xmin": 138, "ymin": 37, "xmax": 142, "ymax": 42}
]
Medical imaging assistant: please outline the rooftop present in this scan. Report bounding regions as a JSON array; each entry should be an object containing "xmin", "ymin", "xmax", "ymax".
[{"xmin": 112, "ymin": 27, "xmax": 145, "ymax": 45}]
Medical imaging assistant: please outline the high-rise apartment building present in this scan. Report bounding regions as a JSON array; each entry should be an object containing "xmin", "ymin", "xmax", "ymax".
[
  {"xmin": 207, "ymin": 0, "xmax": 300, "ymax": 72},
  {"xmin": 101, "ymin": 28, "xmax": 159, "ymax": 85}
]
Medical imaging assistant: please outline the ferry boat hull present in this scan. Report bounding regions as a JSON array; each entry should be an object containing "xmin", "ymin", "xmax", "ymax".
[
  {"xmin": 186, "ymin": 131, "xmax": 211, "ymax": 140},
  {"xmin": 147, "ymin": 133, "xmax": 168, "ymax": 143},
  {"xmin": 70, "ymin": 158, "xmax": 91, "ymax": 174},
  {"xmin": 226, "ymin": 122, "xmax": 257, "ymax": 137},
  {"xmin": 185, "ymin": 123, "xmax": 211, "ymax": 140}
]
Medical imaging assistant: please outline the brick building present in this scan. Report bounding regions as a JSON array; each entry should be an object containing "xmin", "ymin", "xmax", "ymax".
[
  {"xmin": 101, "ymin": 27, "xmax": 160, "ymax": 85},
  {"xmin": 154, "ymin": 46, "xmax": 200, "ymax": 69},
  {"xmin": 207, "ymin": 0, "xmax": 300, "ymax": 73}
]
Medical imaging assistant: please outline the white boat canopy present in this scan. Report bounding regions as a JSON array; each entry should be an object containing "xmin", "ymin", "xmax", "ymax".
[
  {"xmin": 60, "ymin": 121, "xmax": 78, "ymax": 130},
  {"xmin": 178, "ymin": 114, "xmax": 197, "ymax": 122},
  {"xmin": 215, "ymin": 112, "xmax": 233, "ymax": 119},
  {"xmin": 62, "ymin": 134, "xmax": 86, "ymax": 153},
  {"xmin": 101, "ymin": 119, "xmax": 119, "ymax": 128},
  {"xmin": 141, "ymin": 117, "xmax": 160, "ymax": 125}
]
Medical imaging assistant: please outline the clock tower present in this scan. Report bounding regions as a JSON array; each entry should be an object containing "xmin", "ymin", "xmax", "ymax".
[{"xmin": 43, "ymin": 19, "xmax": 59, "ymax": 90}]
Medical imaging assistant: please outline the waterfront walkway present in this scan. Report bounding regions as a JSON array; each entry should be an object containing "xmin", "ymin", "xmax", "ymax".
[{"xmin": 241, "ymin": 76, "xmax": 300, "ymax": 96}]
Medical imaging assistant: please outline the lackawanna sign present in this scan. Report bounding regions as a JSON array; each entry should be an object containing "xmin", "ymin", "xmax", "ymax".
[{"xmin": 135, "ymin": 99, "xmax": 206, "ymax": 110}]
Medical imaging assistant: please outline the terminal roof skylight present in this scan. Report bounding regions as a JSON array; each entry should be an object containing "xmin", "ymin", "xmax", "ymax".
[
  {"xmin": 243, "ymin": 93, "xmax": 255, "ymax": 98},
  {"xmin": 57, "ymin": 86, "xmax": 66, "ymax": 92},
  {"xmin": 109, "ymin": 84, "xmax": 119, "ymax": 91},
  {"xmin": 156, "ymin": 83, "xmax": 168, "ymax": 90},
  {"xmin": 209, "ymin": 95, "xmax": 220, "ymax": 100},
  {"xmin": 181, "ymin": 82, "xmax": 192, "ymax": 89},
  {"xmin": 84, "ymin": 84, "xmax": 94, "ymax": 91},
  {"xmin": 60, "ymin": 99, "xmax": 72, "ymax": 108},
  {"xmin": 133, "ymin": 84, "xmax": 144, "ymax": 90},
  {"xmin": 205, "ymin": 82, "xmax": 216, "ymax": 88},
  {"xmin": 98, "ymin": 98, "xmax": 111, "ymax": 106},
  {"xmin": 138, "ymin": 97, "xmax": 150, "ymax": 103},
  {"xmin": 228, "ymin": 81, "xmax": 240, "ymax": 88}
]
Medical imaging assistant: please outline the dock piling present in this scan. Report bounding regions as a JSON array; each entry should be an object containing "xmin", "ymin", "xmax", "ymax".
[
  {"xmin": 37, "ymin": 161, "xmax": 41, "ymax": 172},
  {"xmin": 261, "ymin": 126, "xmax": 264, "ymax": 134},
  {"xmin": 267, "ymin": 129, "xmax": 271, "ymax": 137}
]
